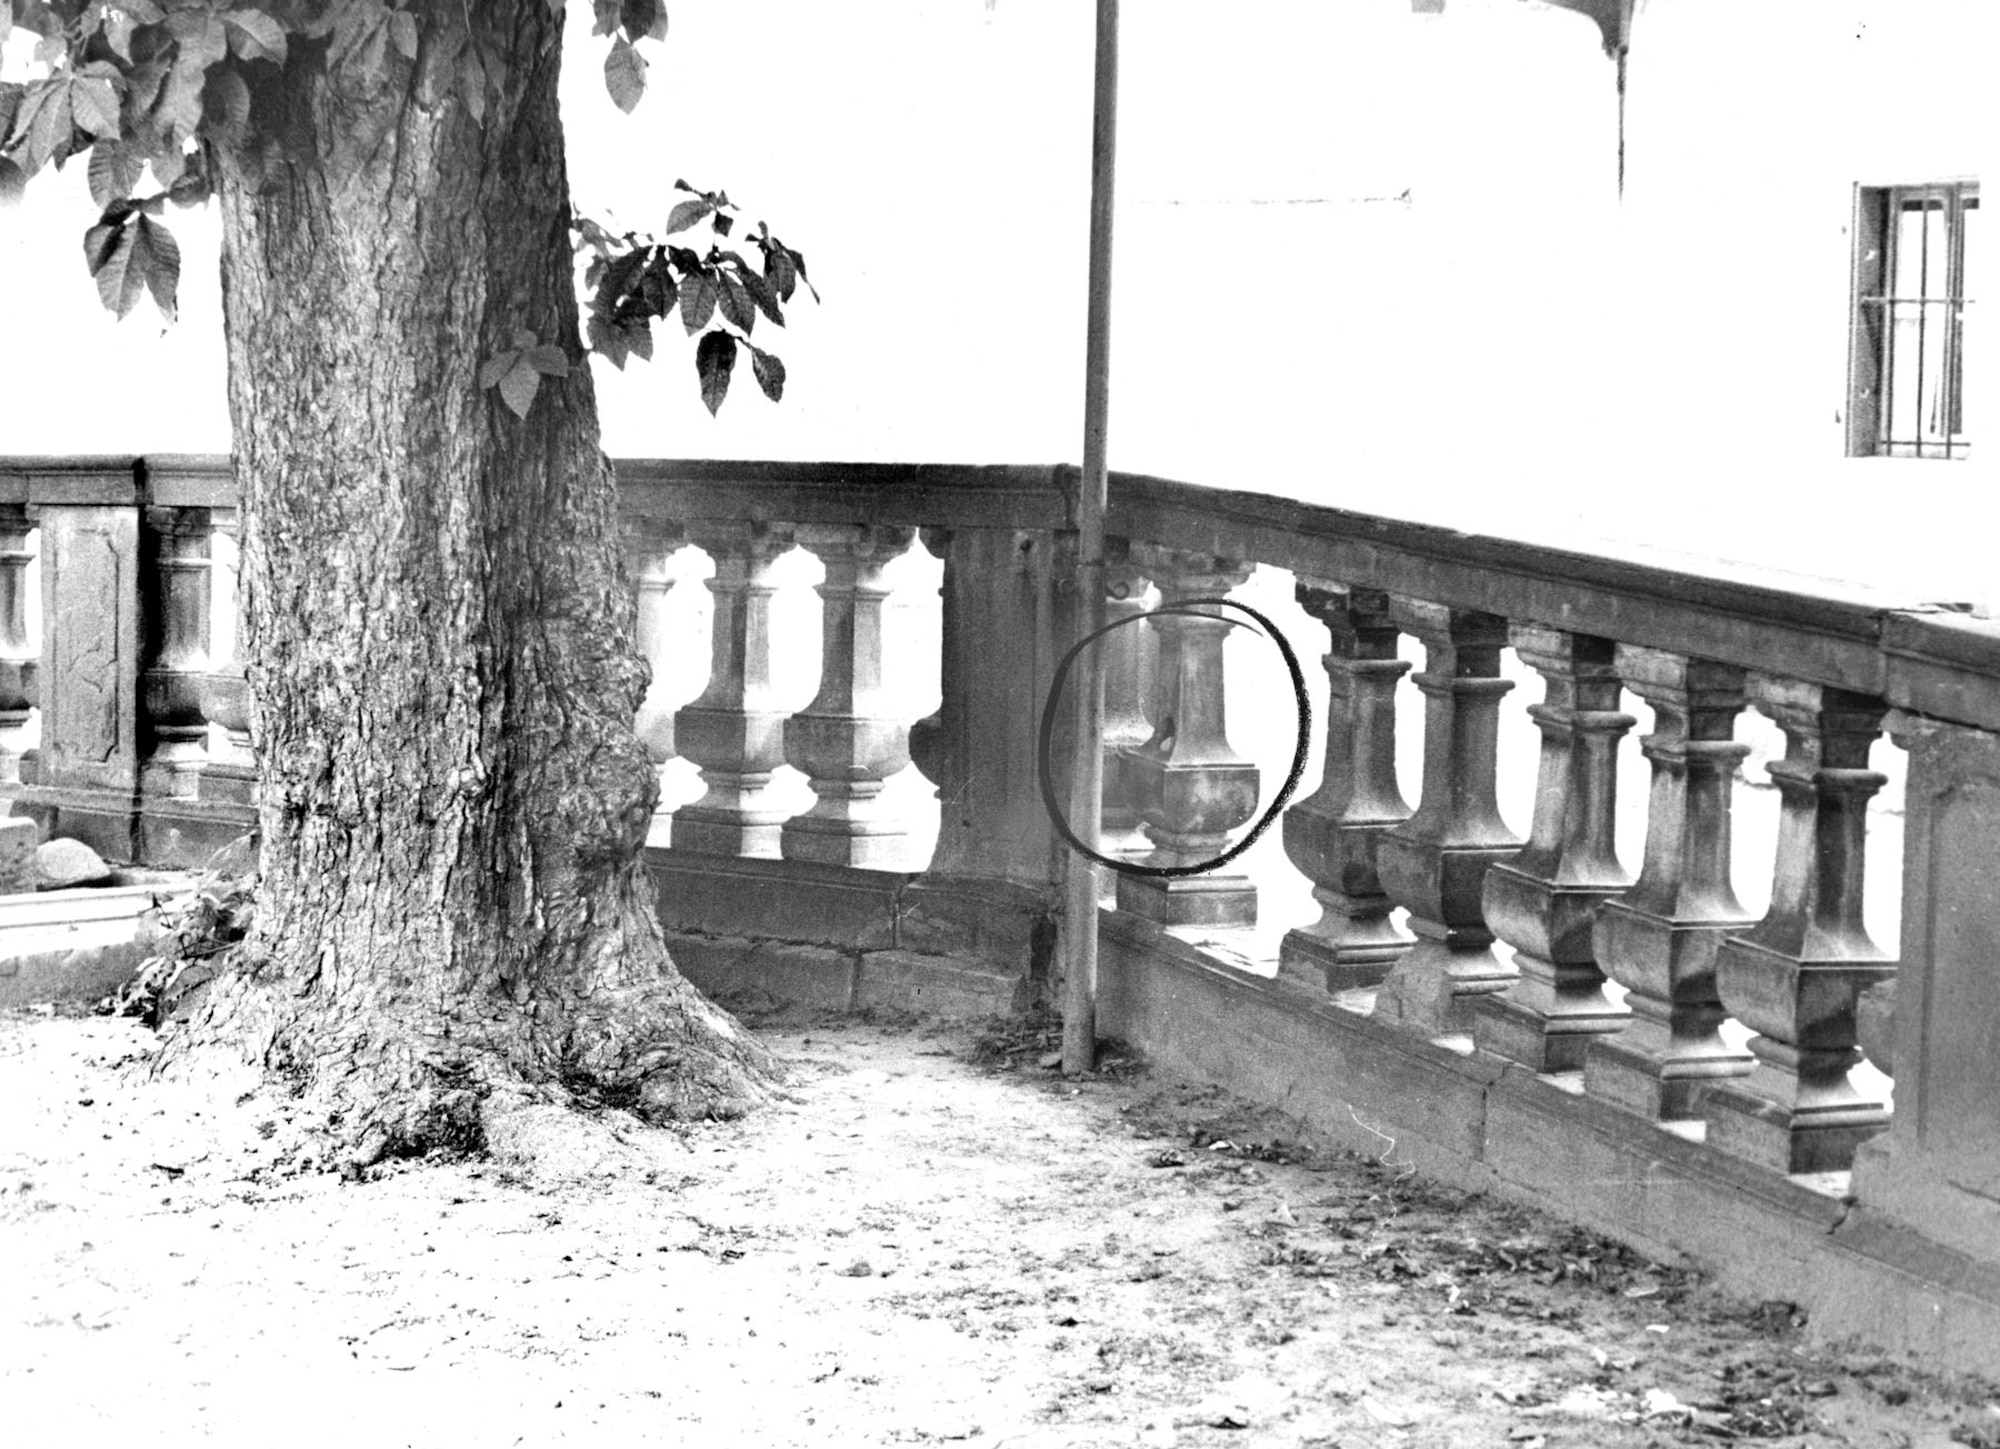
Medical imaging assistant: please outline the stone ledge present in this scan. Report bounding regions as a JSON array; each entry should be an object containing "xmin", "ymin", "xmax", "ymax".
[
  {"xmin": 664, "ymin": 931, "xmax": 1024, "ymax": 1020},
  {"xmin": 1094, "ymin": 906, "xmax": 2000, "ymax": 1377}
]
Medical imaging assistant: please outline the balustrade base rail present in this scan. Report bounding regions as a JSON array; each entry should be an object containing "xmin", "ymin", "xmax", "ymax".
[
  {"xmin": 647, "ymin": 850, "xmax": 1051, "ymax": 1021},
  {"xmin": 1091, "ymin": 910, "xmax": 2000, "ymax": 1378}
]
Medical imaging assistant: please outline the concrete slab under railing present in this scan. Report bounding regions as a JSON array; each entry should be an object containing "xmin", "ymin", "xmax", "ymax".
[{"xmin": 0, "ymin": 882, "xmax": 186, "ymax": 1011}]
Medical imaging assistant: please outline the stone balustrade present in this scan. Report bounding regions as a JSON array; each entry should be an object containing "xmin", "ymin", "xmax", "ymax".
[{"xmin": 8, "ymin": 451, "xmax": 2000, "ymax": 1370}]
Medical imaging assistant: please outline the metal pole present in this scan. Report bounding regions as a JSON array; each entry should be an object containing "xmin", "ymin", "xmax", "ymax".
[{"xmin": 1061, "ymin": 0, "xmax": 1119, "ymax": 1076}]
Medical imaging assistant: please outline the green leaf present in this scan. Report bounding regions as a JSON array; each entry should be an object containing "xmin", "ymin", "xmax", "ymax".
[
  {"xmin": 764, "ymin": 243, "xmax": 797, "ymax": 302},
  {"xmin": 206, "ymin": 68, "xmax": 252, "ymax": 147},
  {"xmin": 603, "ymin": 36, "xmax": 646, "ymax": 113},
  {"xmin": 101, "ymin": 7, "xmax": 140, "ymax": 60},
  {"xmin": 787, "ymin": 247, "xmax": 818, "ymax": 302},
  {"xmin": 0, "ymin": 159, "xmax": 26, "ymax": 208},
  {"xmin": 587, "ymin": 313, "xmax": 628, "ymax": 368},
  {"xmin": 0, "ymin": 9, "xmax": 10, "ymax": 49},
  {"xmin": 167, "ymin": 11, "xmax": 230, "ymax": 69},
  {"xmin": 716, "ymin": 272, "xmax": 754, "ymax": 334},
  {"xmin": 156, "ymin": 60, "xmax": 207, "ymax": 142},
  {"xmin": 737, "ymin": 266, "xmax": 785, "ymax": 327},
  {"xmin": 166, "ymin": 151, "xmax": 212, "ymax": 207},
  {"xmin": 622, "ymin": 0, "xmax": 668, "ymax": 41},
  {"xmin": 225, "ymin": 9, "xmax": 289, "ymax": 65},
  {"xmin": 133, "ymin": 214, "xmax": 180, "ymax": 320},
  {"xmin": 749, "ymin": 346, "xmax": 786, "ymax": 403},
  {"xmin": 524, "ymin": 343, "xmax": 569, "ymax": 377},
  {"xmin": 477, "ymin": 349, "xmax": 520, "ymax": 390},
  {"xmin": 587, "ymin": 313, "xmax": 653, "ymax": 370},
  {"xmin": 70, "ymin": 74, "xmax": 124, "ymax": 140},
  {"xmin": 678, "ymin": 270, "xmax": 715, "ymax": 334},
  {"xmin": 124, "ymin": 58, "xmax": 171, "ymax": 126},
  {"xmin": 664, "ymin": 197, "xmax": 710, "ymax": 235},
  {"xmin": 597, "ymin": 246, "xmax": 647, "ymax": 305},
  {"xmin": 152, "ymin": 143, "xmax": 189, "ymax": 191},
  {"xmin": 638, "ymin": 253, "xmax": 677, "ymax": 315},
  {"xmin": 591, "ymin": 0, "xmax": 622, "ymax": 37},
  {"xmin": 696, "ymin": 329, "xmax": 736, "ymax": 415},
  {"xmin": 88, "ymin": 221, "xmax": 144, "ymax": 317},
  {"xmin": 497, "ymin": 360, "xmax": 541, "ymax": 418},
  {"xmin": 88, "ymin": 142, "xmax": 145, "ymax": 208},
  {"xmin": 0, "ymin": 83, "xmax": 24, "ymax": 147},
  {"xmin": 22, "ymin": 80, "xmax": 73, "ymax": 175}
]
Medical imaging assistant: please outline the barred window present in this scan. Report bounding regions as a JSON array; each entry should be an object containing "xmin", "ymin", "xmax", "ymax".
[{"xmin": 1850, "ymin": 181, "xmax": 1978, "ymax": 459}]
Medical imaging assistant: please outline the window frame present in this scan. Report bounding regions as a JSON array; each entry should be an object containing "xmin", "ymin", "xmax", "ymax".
[{"xmin": 1848, "ymin": 179, "xmax": 1978, "ymax": 459}]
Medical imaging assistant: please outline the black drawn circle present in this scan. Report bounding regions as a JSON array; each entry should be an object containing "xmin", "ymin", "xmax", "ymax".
[{"xmin": 1036, "ymin": 595, "xmax": 1312, "ymax": 878}]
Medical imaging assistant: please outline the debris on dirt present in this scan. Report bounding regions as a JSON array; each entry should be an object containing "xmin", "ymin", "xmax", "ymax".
[
  {"xmin": 8, "ymin": 1007, "xmax": 2000, "ymax": 1449},
  {"xmin": 965, "ymin": 1008, "xmax": 1143, "ymax": 1080},
  {"xmin": 98, "ymin": 845, "xmax": 256, "ymax": 1027}
]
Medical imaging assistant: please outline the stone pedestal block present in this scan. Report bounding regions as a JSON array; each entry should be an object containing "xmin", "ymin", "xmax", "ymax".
[{"xmin": 1851, "ymin": 714, "xmax": 2000, "ymax": 1257}]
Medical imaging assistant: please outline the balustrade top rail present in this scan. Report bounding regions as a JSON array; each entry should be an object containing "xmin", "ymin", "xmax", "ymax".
[{"xmin": 6, "ymin": 453, "xmax": 1994, "ymax": 729}]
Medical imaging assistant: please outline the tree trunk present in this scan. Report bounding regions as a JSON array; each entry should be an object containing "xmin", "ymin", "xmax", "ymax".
[{"xmin": 159, "ymin": 1, "xmax": 776, "ymax": 1165}]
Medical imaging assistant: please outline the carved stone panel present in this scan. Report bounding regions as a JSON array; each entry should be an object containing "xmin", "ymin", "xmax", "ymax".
[{"xmin": 36, "ymin": 507, "xmax": 140, "ymax": 794}]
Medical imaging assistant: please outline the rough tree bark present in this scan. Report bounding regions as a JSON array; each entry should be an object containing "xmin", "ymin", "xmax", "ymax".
[{"xmin": 156, "ymin": 1, "xmax": 776, "ymax": 1164}]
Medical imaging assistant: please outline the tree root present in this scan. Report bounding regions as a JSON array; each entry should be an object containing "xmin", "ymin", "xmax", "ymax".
[{"xmin": 147, "ymin": 947, "xmax": 786, "ymax": 1184}]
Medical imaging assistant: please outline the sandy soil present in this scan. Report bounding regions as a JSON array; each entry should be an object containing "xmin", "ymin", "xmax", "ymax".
[{"xmin": 2, "ymin": 1002, "xmax": 1995, "ymax": 1449}]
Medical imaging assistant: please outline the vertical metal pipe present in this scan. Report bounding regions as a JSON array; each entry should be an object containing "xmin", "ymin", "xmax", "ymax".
[{"xmin": 1061, "ymin": 0, "xmax": 1120, "ymax": 1075}]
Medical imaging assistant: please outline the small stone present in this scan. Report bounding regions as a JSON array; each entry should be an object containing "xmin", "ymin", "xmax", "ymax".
[
  {"xmin": 837, "ymin": 1258, "xmax": 873, "ymax": 1277},
  {"xmin": 36, "ymin": 837, "xmax": 113, "ymax": 890}
]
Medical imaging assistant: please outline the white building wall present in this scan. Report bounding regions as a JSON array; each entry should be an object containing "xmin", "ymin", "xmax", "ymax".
[{"xmin": 0, "ymin": 0, "xmax": 1987, "ymax": 592}]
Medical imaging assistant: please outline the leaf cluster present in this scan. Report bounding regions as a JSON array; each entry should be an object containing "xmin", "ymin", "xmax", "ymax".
[
  {"xmin": 5, "ymin": 2, "xmax": 813, "ymax": 417},
  {"xmin": 574, "ymin": 180, "xmax": 816, "ymax": 415},
  {"xmin": 101, "ymin": 859, "xmax": 258, "ymax": 1028}
]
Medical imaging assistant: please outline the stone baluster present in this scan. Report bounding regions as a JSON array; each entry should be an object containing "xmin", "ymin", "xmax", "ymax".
[
  {"xmin": 1704, "ymin": 678, "xmax": 1895, "ymax": 1174},
  {"xmin": 672, "ymin": 521, "xmax": 797, "ymax": 858},
  {"xmin": 0, "ymin": 503, "xmax": 38, "ymax": 789},
  {"xmin": 782, "ymin": 524, "xmax": 917, "ymax": 868},
  {"xmin": 1474, "ymin": 628, "xmax": 1636, "ymax": 1071},
  {"xmin": 1114, "ymin": 547, "xmax": 1259, "ymax": 927},
  {"xmin": 626, "ymin": 517, "xmax": 687, "ymax": 838},
  {"xmin": 139, "ymin": 506, "xmax": 215, "ymax": 799},
  {"xmin": 1583, "ymin": 650, "xmax": 1755, "ymax": 1119},
  {"xmin": 1279, "ymin": 580, "xmax": 1413, "ymax": 992},
  {"xmin": 1100, "ymin": 543, "xmax": 1157, "ymax": 858},
  {"xmin": 1373, "ymin": 601, "xmax": 1521, "ymax": 1035}
]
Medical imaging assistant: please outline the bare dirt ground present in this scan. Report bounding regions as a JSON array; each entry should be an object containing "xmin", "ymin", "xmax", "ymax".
[{"xmin": 3, "ymin": 1002, "xmax": 1996, "ymax": 1449}]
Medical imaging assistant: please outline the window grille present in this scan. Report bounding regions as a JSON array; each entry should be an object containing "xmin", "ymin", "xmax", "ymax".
[{"xmin": 1850, "ymin": 181, "xmax": 1978, "ymax": 459}]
